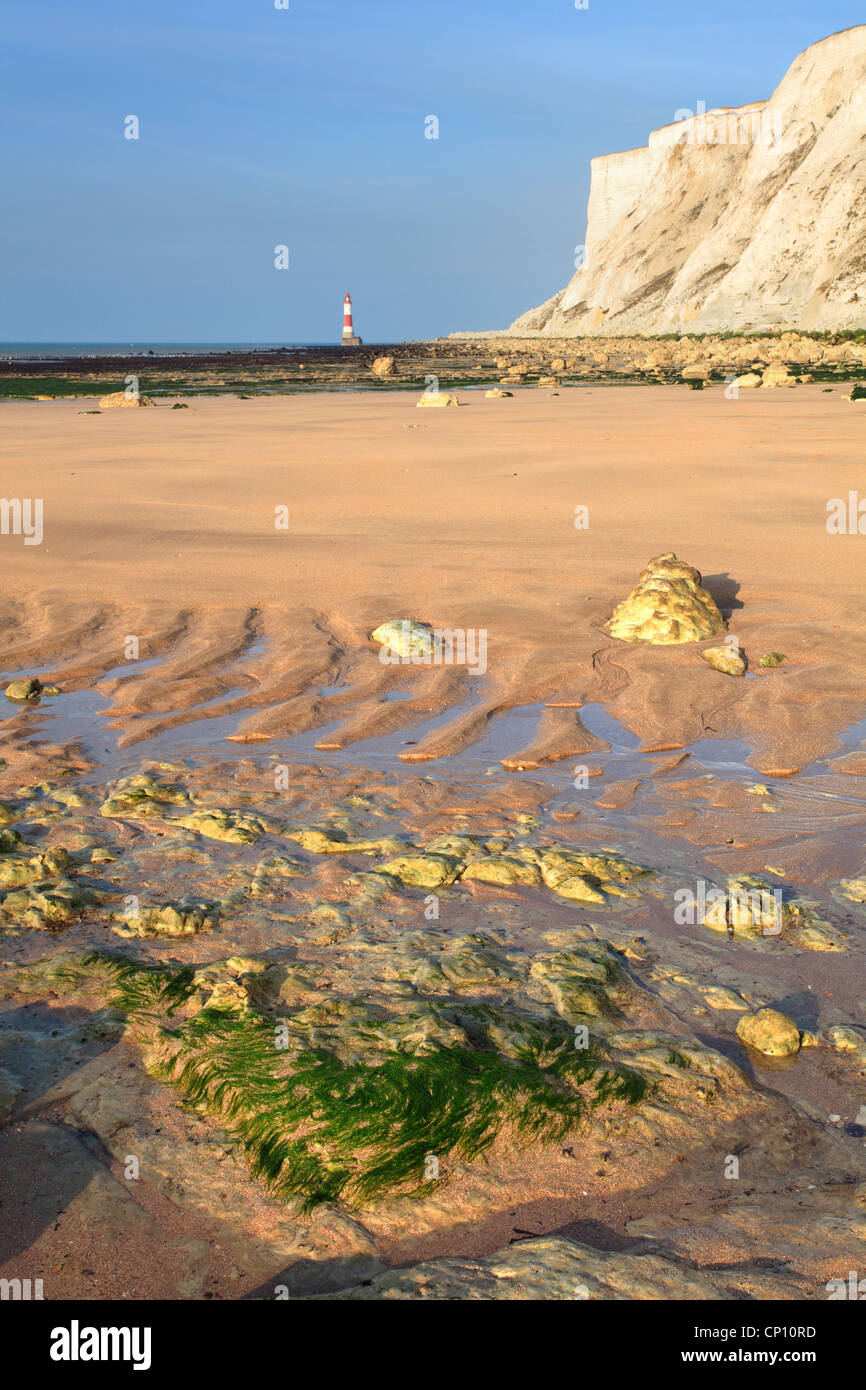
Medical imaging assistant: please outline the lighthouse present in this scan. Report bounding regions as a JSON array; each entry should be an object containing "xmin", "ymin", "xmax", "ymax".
[{"xmin": 341, "ymin": 292, "xmax": 362, "ymax": 346}]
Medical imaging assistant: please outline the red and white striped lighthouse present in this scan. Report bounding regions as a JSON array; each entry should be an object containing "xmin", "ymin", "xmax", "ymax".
[{"xmin": 341, "ymin": 292, "xmax": 362, "ymax": 346}]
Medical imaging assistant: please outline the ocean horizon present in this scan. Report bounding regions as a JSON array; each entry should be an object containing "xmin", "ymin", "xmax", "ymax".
[{"xmin": 0, "ymin": 342, "xmax": 332, "ymax": 361}]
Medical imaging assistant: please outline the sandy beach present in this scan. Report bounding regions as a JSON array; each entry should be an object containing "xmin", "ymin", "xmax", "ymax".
[
  {"xmin": 0, "ymin": 380, "xmax": 865, "ymax": 1302},
  {"xmin": 2, "ymin": 386, "xmax": 866, "ymax": 771}
]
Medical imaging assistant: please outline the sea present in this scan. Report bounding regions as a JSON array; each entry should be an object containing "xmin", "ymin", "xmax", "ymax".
[{"xmin": 0, "ymin": 343, "xmax": 328, "ymax": 362}]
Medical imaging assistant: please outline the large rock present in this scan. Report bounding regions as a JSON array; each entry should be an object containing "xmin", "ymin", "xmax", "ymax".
[
  {"xmin": 607, "ymin": 553, "xmax": 726, "ymax": 645},
  {"xmin": 511, "ymin": 27, "xmax": 866, "ymax": 335},
  {"xmin": 736, "ymin": 1008, "xmax": 801, "ymax": 1057},
  {"xmin": 371, "ymin": 356, "xmax": 396, "ymax": 377}
]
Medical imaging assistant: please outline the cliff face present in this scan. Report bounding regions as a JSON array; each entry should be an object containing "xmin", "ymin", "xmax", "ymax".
[{"xmin": 512, "ymin": 27, "xmax": 866, "ymax": 336}]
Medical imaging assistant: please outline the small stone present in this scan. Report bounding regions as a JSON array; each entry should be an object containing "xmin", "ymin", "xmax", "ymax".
[
  {"xmin": 702, "ymin": 645, "xmax": 746, "ymax": 676},
  {"xmin": 485, "ymin": 389, "xmax": 513, "ymax": 398},
  {"xmin": 759, "ymin": 652, "xmax": 786, "ymax": 668},
  {"xmin": 5, "ymin": 678, "xmax": 42, "ymax": 701},
  {"xmin": 370, "ymin": 619, "xmax": 433, "ymax": 661},
  {"xmin": 97, "ymin": 391, "xmax": 155, "ymax": 408}
]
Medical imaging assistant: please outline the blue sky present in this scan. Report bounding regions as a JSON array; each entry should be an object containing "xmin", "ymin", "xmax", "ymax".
[{"xmin": 2, "ymin": 0, "xmax": 862, "ymax": 342}]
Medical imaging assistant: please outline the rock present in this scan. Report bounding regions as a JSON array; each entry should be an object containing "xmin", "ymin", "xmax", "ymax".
[
  {"xmin": 97, "ymin": 392, "xmax": 155, "ymax": 408},
  {"xmin": 370, "ymin": 619, "xmax": 433, "ymax": 660},
  {"xmin": 759, "ymin": 651, "xmax": 786, "ymax": 667},
  {"xmin": 681, "ymin": 364, "xmax": 712, "ymax": 380},
  {"xmin": 736, "ymin": 1008, "xmax": 801, "ymax": 1057},
  {"xmin": 113, "ymin": 898, "xmax": 219, "ymax": 939},
  {"xmin": 484, "ymin": 388, "xmax": 513, "ymax": 398},
  {"xmin": 549, "ymin": 358, "xmax": 566, "ymax": 373},
  {"xmin": 371, "ymin": 356, "xmax": 396, "ymax": 377},
  {"xmin": 826, "ymin": 1026, "xmax": 866, "ymax": 1068},
  {"xmin": 5, "ymin": 678, "xmax": 42, "ymax": 700},
  {"xmin": 761, "ymin": 365, "xmax": 796, "ymax": 388},
  {"xmin": 607, "ymin": 553, "xmax": 726, "ymax": 645},
  {"xmin": 736, "ymin": 373, "xmax": 763, "ymax": 388},
  {"xmin": 702, "ymin": 645, "xmax": 746, "ymax": 676},
  {"xmin": 417, "ymin": 392, "xmax": 458, "ymax": 408},
  {"xmin": 314, "ymin": 1234, "xmax": 725, "ymax": 1301},
  {"xmin": 537, "ymin": 376, "xmax": 560, "ymax": 387},
  {"xmin": 848, "ymin": 384, "xmax": 866, "ymax": 402},
  {"xmin": 376, "ymin": 853, "xmax": 462, "ymax": 889},
  {"xmin": 173, "ymin": 809, "xmax": 270, "ymax": 844},
  {"xmin": 510, "ymin": 29, "xmax": 866, "ymax": 336}
]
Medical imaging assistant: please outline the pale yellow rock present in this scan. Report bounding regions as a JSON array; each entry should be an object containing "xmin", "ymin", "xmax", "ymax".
[
  {"xmin": 681, "ymin": 364, "xmax": 712, "ymax": 380},
  {"xmin": 736, "ymin": 1008, "xmax": 801, "ymax": 1057},
  {"xmin": 484, "ymin": 388, "xmax": 513, "ymax": 398},
  {"xmin": 97, "ymin": 392, "xmax": 155, "ymax": 408},
  {"xmin": 417, "ymin": 392, "xmax": 458, "ymax": 408},
  {"xmin": 702, "ymin": 645, "xmax": 746, "ymax": 676},
  {"xmin": 608, "ymin": 553, "xmax": 726, "ymax": 645},
  {"xmin": 761, "ymin": 365, "xmax": 795, "ymax": 388},
  {"xmin": 700, "ymin": 986, "xmax": 749, "ymax": 1012},
  {"xmin": 736, "ymin": 373, "xmax": 762, "ymax": 388},
  {"xmin": 371, "ymin": 355, "xmax": 396, "ymax": 377}
]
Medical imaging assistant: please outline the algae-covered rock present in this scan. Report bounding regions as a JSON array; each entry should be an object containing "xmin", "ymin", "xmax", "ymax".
[
  {"xmin": 376, "ymin": 853, "xmax": 462, "ymax": 889},
  {"xmin": 0, "ymin": 847, "xmax": 72, "ymax": 889},
  {"xmin": 826, "ymin": 1026, "xmax": 866, "ymax": 1068},
  {"xmin": 174, "ymin": 809, "xmax": 270, "ymax": 844},
  {"xmin": 370, "ymin": 619, "xmax": 433, "ymax": 661},
  {"xmin": 759, "ymin": 652, "xmax": 786, "ymax": 668},
  {"xmin": 5, "ymin": 678, "xmax": 43, "ymax": 701},
  {"xmin": 537, "ymin": 849, "xmax": 647, "ymax": 904},
  {"xmin": 461, "ymin": 856, "xmax": 543, "ymax": 887},
  {"xmin": 100, "ymin": 775, "xmax": 189, "ymax": 820},
  {"xmin": 286, "ymin": 827, "xmax": 403, "ymax": 856},
  {"xmin": 0, "ymin": 877, "xmax": 97, "ymax": 931},
  {"xmin": 113, "ymin": 897, "xmax": 219, "ymax": 938},
  {"xmin": 702, "ymin": 645, "xmax": 746, "ymax": 676},
  {"xmin": 607, "ymin": 553, "xmax": 726, "ymax": 645},
  {"xmin": 412, "ymin": 938, "xmax": 514, "ymax": 990},
  {"xmin": 530, "ymin": 946, "xmax": 622, "ymax": 1023},
  {"xmin": 736, "ymin": 1008, "xmax": 800, "ymax": 1057}
]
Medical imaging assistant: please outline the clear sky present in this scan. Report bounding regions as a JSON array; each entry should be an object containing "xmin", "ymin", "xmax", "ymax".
[{"xmin": 2, "ymin": 0, "xmax": 863, "ymax": 343}]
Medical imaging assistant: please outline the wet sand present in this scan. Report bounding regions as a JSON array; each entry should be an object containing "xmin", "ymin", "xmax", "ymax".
[
  {"xmin": 1, "ymin": 384, "xmax": 866, "ymax": 1301},
  {"xmin": 2, "ymin": 385, "xmax": 866, "ymax": 774}
]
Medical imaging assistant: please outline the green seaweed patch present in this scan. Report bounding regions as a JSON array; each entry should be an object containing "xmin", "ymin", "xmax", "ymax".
[
  {"xmin": 150, "ymin": 1005, "xmax": 647, "ymax": 1209},
  {"xmin": 51, "ymin": 952, "xmax": 648, "ymax": 1210}
]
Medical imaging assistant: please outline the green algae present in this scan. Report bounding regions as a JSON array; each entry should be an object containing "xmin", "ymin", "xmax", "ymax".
[{"xmin": 45, "ymin": 951, "xmax": 648, "ymax": 1211}]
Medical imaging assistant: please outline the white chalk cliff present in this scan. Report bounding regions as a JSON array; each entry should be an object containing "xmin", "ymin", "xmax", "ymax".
[{"xmin": 512, "ymin": 27, "xmax": 866, "ymax": 335}]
